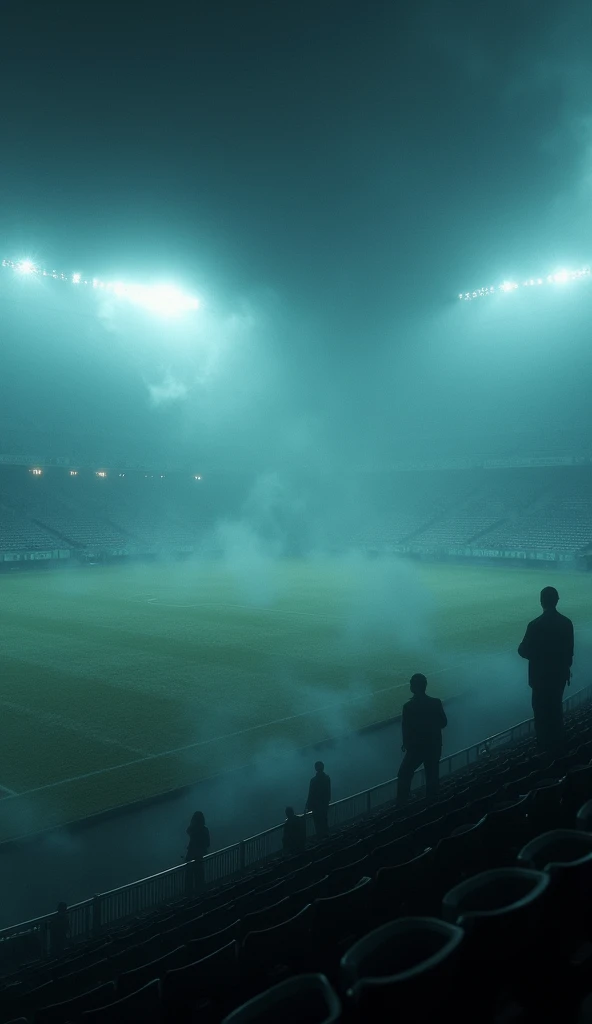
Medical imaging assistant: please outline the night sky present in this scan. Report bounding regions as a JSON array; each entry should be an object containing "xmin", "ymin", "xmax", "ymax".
[{"xmin": 1, "ymin": 1, "xmax": 592, "ymax": 469}]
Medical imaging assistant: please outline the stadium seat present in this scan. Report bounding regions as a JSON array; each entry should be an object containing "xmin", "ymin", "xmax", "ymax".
[
  {"xmin": 480, "ymin": 793, "xmax": 531, "ymax": 863},
  {"xmin": 324, "ymin": 856, "xmax": 370, "ymax": 896},
  {"xmin": 311, "ymin": 876, "xmax": 372, "ymax": 950},
  {"xmin": 287, "ymin": 876, "xmax": 330, "ymax": 912},
  {"xmin": 563, "ymin": 765, "xmax": 592, "ymax": 821},
  {"xmin": 434, "ymin": 818, "xmax": 488, "ymax": 884},
  {"xmin": 442, "ymin": 867, "xmax": 550, "ymax": 998},
  {"xmin": 340, "ymin": 917, "xmax": 465, "ymax": 1021},
  {"xmin": 241, "ymin": 903, "xmax": 314, "ymax": 980},
  {"xmin": 80, "ymin": 978, "xmax": 161, "ymax": 1023},
  {"xmin": 220, "ymin": 973, "xmax": 341, "ymax": 1023},
  {"xmin": 184, "ymin": 919, "xmax": 240, "ymax": 962},
  {"xmin": 369, "ymin": 835, "xmax": 415, "ymax": 874},
  {"xmin": 517, "ymin": 829, "xmax": 592, "ymax": 945},
  {"xmin": 370, "ymin": 847, "xmax": 437, "ymax": 924},
  {"xmin": 116, "ymin": 944, "xmax": 187, "ymax": 997},
  {"xmin": 34, "ymin": 981, "xmax": 117, "ymax": 1024},
  {"xmin": 161, "ymin": 941, "xmax": 239, "ymax": 1022},
  {"xmin": 528, "ymin": 778, "xmax": 566, "ymax": 833}
]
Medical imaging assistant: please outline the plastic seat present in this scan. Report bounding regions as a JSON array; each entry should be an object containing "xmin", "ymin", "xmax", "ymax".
[
  {"xmin": 311, "ymin": 876, "xmax": 372, "ymax": 947},
  {"xmin": 329, "ymin": 840, "xmax": 365, "ymax": 870},
  {"xmin": 161, "ymin": 941, "xmax": 239, "ymax": 1021},
  {"xmin": 288, "ymin": 876, "xmax": 329, "ymax": 913},
  {"xmin": 80, "ymin": 978, "xmax": 161, "ymax": 1023},
  {"xmin": 241, "ymin": 903, "xmax": 313, "ymax": 977},
  {"xmin": 369, "ymin": 836, "xmax": 415, "ymax": 874},
  {"xmin": 240, "ymin": 896, "xmax": 295, "ymax": 938},
  {"xmin": 480, "ymin": 793, "xmax": 531, "ymax": 863},
  {"xmin": 442, "ymin": 868, "xmax": 550, "ymax": 974},
  {"xmin": 371, "ymin": 847, "xmax": 436, "ymax": 924},
  {"xmin": 434, "ymin": 818, "xmax": 487, "ymax": 885},
  {"xmin": 563, "ymin": 766, "xmax": 592, "ymax": 821},
  {"xmin": 517, "ymin": 829, "xmax": 592, "ymax": 944},
  {"xmin": 221, "ymin": 973, "xmax": 341, "ymax": 1023},
  {"xmin": 185, "ymin": 918, "xmax": 240, "ymax": 962},
  {"xmin": 529, "ymin": 778, "xmax": 565, "ymax": 833},
  {"xmin": 324, "ymin": 856, "xmax": 369, "ymax": 896},
  {"xmin": 341, "ymin": 917, "xmax": 465, "ymax": 1021},
  {"xmin": 116, "ymin": 944, "xmax": 186, "ymax": 997},
  {"xmin": 35, "ymin": 981, "xmax": 117, "ymax": 1024}
]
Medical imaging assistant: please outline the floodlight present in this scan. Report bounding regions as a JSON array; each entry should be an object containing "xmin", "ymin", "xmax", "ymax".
[
  {"xmin": 553, "ymin": 269, "xmax": 569, "ymax": 284},
  {"xmin": 2, "ymin": 257, "xmax": 201, "ymax": 318}
]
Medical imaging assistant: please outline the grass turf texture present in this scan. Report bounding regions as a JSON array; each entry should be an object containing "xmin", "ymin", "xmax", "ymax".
[{"xmin": 0, "ymin": 558, "xmax": 589, "ymax": 842}]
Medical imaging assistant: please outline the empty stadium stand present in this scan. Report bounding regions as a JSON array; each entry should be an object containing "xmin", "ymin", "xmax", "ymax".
[{"xmin": 2, "ymin": 462, "xmax": 592, "ymax": 563}]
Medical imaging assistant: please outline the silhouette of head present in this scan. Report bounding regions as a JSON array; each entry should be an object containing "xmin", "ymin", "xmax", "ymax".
[
  {"xmin": 315, "ymin": 761, "xmax": 324, "ymax": 773},
  {"xmin": 190, "ymin": 811, "xmax": 205, "ymax": 828},
  {"xmin": 410, "ymin": 673, "xmax": 428, "ymax": 695},
  {"xmin": 540, "ymin": 586, "xmax": 559, "ymax": 610},
  {"xmin": 285, "ymin": 806, "xmax": 295, "ymax": 818}
]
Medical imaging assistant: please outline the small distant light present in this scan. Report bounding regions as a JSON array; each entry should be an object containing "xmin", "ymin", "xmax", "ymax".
[
  {"xmin": 160, "ymin": 474, "xmax": 165, "ymax": 478},
  {"xmin": 194, "ymin": 474, "xmax": 202, "ymax": 481},
  {"xmin": 30, "ymin": 467, "xmax": 42, "ymax": 476},
  {"xmin": 118, "ymin": 473, "xmax": 125, "ymax": 477},
  {"xmin": 554, "ymin": 269, "xmax": 569, "ymax": 284},
  {"xmin": 537, "ymin": 279, "xmax": 543, "ymax": 285},
  {"xmin": 96, "ymin": 470, "xmax": 107, "ymax": 478},
  {"xmin": 72, "ymin": 272, "xmax": 81, "ymax": 284},
  {"xmin": 69, "ymin": 470, "xmax": 78, "ymax": 476}
]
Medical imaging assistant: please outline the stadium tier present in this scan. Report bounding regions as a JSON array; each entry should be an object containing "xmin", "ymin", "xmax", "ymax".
[
  {"xmin": 2, "ymin": 462, "xmax": 592, "ymax": 565},
  {"xmin": 2, "ymin": 692, "xmax": 592, "ymax": 1022}
]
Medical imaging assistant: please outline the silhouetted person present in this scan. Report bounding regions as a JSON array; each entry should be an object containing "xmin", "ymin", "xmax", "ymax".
[
  {"xmin": 306, "ymin": 761, "xmax": 331, "ymax": 836},
  {"xmin": 282, "ymin": 806, "xmax": 306, "ymax": 855},
  {"xmin": 397, "ymin": 674, "xmax": 447, "ymax": 806},
  {"xmin": 519, "ymin": 586, "xmax": 574, "ymax": 754},
  {"xmin": 185, "ymin": 811, "xmax": 210, "ymax": 895},
  {"xmin": 49, "ymin": 902, "xmax": 69, "ymax": 956}
]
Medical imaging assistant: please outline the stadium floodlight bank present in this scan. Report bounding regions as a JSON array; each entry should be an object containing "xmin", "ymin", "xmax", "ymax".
[
  {"xmin": 459, "ymin": 266, "xmax": 591, "ymax": 302},
  {"xmin": 1, "ymin": 258, "xmax": 200, "ymax": 317}
]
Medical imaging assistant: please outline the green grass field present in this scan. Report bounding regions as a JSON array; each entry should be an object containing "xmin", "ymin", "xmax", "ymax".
[{"xmin": 0, "ymin": 558, "xmax": 590, "ymax": 842}]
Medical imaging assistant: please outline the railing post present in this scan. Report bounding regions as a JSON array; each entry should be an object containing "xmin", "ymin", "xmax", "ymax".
[
  {"xmin": 239, "ymin": 840, "xmax": 246, "ymax": 875},
  {"xmin": 92, "ymin": 894, "xmax": 102, "ymax": 938},
  {"xmin": 366, "ymin": 789, "xmax": 372, "ymax": 813}
]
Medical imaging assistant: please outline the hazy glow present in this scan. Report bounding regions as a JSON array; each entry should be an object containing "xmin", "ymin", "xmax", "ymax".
[
  {"xmin": 460, "ymin": 266, "xmax": 590, "ymax": 301},
  {"xmin": 1, "ymin": 258, "xmax": 200, "ymax": 317}
]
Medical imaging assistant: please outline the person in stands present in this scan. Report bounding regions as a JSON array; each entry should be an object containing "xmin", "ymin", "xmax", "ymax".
[
  {"xmin": 519, "ymin": 586, "xmax": 574, "ymax": 754},
  {"xmin": 185, "ymin": 811, "xmax": 210, "ymax": 895},
  {"xmin": 397, "ymin": 674, "xmax": 447, "ymax": 806},
  {"xmin": 306, "ymin": 761, "xmax": 331, "ymax": 836},
  {"xmin": 282, "ymin": 806, "xmax": 307, "ymax": 855}
]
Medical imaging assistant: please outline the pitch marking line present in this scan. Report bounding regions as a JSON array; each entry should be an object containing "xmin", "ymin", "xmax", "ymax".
[
  {"xmin": 0, "ymin": 646, "xmax": 515, "ymax": 803},
  {"xmin": 3, "ymin": 629, "xmax": 590, "ymax": 804}
]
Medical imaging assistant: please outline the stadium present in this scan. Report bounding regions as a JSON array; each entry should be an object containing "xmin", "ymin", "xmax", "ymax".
[{"xmin": 3, "ymin": 3, "xmax": 592, "ymax": 1019}]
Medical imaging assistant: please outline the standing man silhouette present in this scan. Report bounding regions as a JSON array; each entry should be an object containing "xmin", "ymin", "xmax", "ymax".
[
  {"xmin": 519, "ymin": 586, "xmax": 574, "ymax": 754},
  {"xmin": 397, "ymin": 674, "xmax": 447, "ymax": 806},
  {"xmin": 306, "ymin": 761, "xmax": 331, "ymax": 836}
]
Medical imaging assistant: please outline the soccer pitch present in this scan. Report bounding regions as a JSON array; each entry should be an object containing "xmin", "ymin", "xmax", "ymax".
[{"xmin": 0, "ymin": 558, "xmax": 589, "ymax": 842}]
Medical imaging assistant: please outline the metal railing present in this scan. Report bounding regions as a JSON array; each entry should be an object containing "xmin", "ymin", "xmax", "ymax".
[{"xmin": 1, "ymin": 682, "xmax": 590, "ymax": 963}]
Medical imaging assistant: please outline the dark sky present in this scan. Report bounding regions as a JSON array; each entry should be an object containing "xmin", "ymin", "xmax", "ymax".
[{"xmin": 1, "ymin": 0, "xmax": 592, "ymax": 468}]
